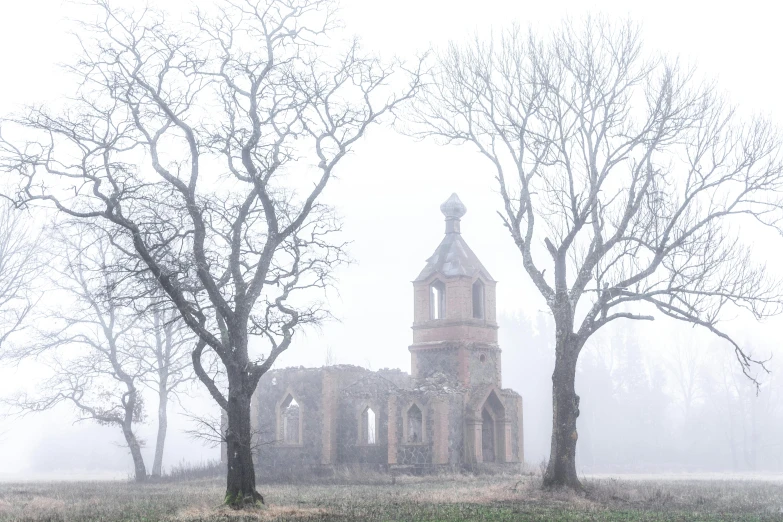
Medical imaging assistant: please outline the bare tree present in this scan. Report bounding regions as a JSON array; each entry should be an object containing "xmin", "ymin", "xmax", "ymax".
[
  {"xmin": 10, "ymin": 226, "xmax": 150, "ymax": 481},
  {"xmin": 135, "ymin": 303, "xmax": 196, "ymax": 478},
  {"xmin": 414, "ymin": 18, "xmax": 783, "ymax": 488},
  {"xmin": 0, "ymin": 202, "xmax": 39, "ymax": 352},
  {"xmin": 0, "ymin": 0, "xmax": 421, "ymax": 505}
]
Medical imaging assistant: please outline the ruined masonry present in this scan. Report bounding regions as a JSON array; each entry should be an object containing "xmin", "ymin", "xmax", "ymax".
[{"xmin": 249, "ymin": 194, "xmax": 524, "ymax": 475}]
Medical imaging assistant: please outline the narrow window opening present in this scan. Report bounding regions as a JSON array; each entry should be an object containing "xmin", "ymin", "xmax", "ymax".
[
  {"xmin": 480, "ymin": 354, "xmax": 486, "ymax": 363},
  {"xmin": 430, "ymin": 280, "xmax": 445, "ymax": 320},
  {"xmin": 472, "ymin": 280, "xmax": 485, "ymax": 319},
  {"xmin": 360, "ymin": 406, "xmax": 376, "ymax": 444},
  {"xmin": 281, "ymin": 395, "xmax": 301, "ymax": 444},
  {"xmin": 407, "ymin": 404, "xmax": 423, "ymax": 443}
]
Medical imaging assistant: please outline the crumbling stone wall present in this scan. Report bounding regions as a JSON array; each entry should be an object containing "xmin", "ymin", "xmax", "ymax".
[
  {"xmin": 412, "ymin": 341, "xmax": 502, "ymax": 389},
  {"xmin": 248, "ymin": 364, "xmax": 521, "ymax": 477},
  {"xmin": 466, "ymin": 345, "xmax": 501, "ymax": 387},
  {"xmin": 254, "ymin": 367, "xmax": 326, "ymax": 477},
  {"xmin": 253, "ymin": 365, "xmax": 412, "ymax": 476},
  {"xmin": 387, "ymin": 373, "xmax": 467, "ymax": 470},
  {"xmin": 335, "ymin": 368, "xmax": 407, "ymax": 468},
  {"xmin": 446, "ymin": 393, "xmax": 466, "ymax": 467},
  {"xmin": 503, "ymin": 390, "xmax": 524, "ymax": 465},
  {"xmin": 411, "ymin": 344, "xmax": 460, "ymax": 379},
  {"xmin": 398, "ymin": 443, "xmax": 432, "ymax": 466},
  {"xmin": 388, "ymin": 390, "xmax": 433, "ymax": 469}
]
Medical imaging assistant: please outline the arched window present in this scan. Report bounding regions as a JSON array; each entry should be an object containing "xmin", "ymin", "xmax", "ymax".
[
  {"xmin": 472, "ymin": 279, "xmax": 485, "ymax": 319},
  {"xmin": 360, "ymin": 406, "xmax": 377, "ymax": 445},
  {"xmin": 279, "ymin": 394, "xmax": 302, "ymax": 445},
  {"xmin": 430, "ymin": 280, "xmax": 445, "ymax": 320},
  {"xmin": 406, "ymin": 404, "xmax": 423, "ymax": 443}
]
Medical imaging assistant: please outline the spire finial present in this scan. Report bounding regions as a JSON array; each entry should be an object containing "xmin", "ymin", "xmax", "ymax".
[{"xmin": 440, "ymin": 193, "xmax": 466, "ymax": 234}]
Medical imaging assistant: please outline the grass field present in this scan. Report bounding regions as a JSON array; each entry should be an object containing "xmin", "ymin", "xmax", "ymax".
[{"xmin": 1, "ymin": 473, "xmax": 783, "ymax": 521}]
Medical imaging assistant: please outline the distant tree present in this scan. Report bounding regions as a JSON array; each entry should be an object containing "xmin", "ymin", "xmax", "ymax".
[
  {"xmin": 415, "ymin": 18, "xmax": 783, "ymax": 488},
  {"xmin": 135, "ymin": 302, "xmax": 196, "ymax": 478},
  {"xmin": 0, "ymin": 202, "xmax": 39, "ymax": 352},
  {"xmin": 11, "ymin": 226, "xmax": 150, "ymax": 481},
  {"xmin": 323, "ymin": 345, "xmax": 337, "ymax": 367},
  {"xmin": 575, "ymin": 338, "xmax": 618, "ymax": 469},
  {"xmin": 616, "ymin": 330, "xmax": 669, "ymax": 465},
  {"xmin": 665, "ymin": 331, "xmax": 707, "ymax": 425},
  {"xmin": 9, "ymin": 223, "xmax": 198, "ymax": 481},
  {"xmin": 0, "ymin": 0, "xmax": 421, "ymax": 505},
  {"xmin": 699, "ymin": 342, "xmax": 783, "ymax": 471}
]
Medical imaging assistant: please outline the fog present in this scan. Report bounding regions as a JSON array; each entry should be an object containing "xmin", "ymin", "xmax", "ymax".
[
  {"xmin": 503, "ymin": 314, "xmax": 783, "ymax": 474},
  {"xmin": 1, "ymin": 0, "xmax": 783, "ymax": 481}
]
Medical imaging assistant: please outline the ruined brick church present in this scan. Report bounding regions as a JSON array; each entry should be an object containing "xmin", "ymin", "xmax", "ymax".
[{"xmin": 249, "ymin": 194, "xmax": 524, "ymax": 474}]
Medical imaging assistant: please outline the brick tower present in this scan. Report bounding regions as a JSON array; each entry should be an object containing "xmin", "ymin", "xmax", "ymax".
[{"xmin": 409, "ymin": 194, "xmax": 501, "ymax": 388}]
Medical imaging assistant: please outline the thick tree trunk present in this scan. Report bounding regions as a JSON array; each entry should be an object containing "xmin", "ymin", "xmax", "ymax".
[
  {"xmin": 151, "ymin": 387, "xmax": 168, "ymax": 477},
  {"xmin": 224, "ymin": 374, "xmax": 263, "ymax": 507},
  {"xmin": 543, "ymin": 335, "xmax": 582, "ymax": 489},
  {"xmin": 122, "ymin": 424, "xmax": 147, "ymax": 482}
]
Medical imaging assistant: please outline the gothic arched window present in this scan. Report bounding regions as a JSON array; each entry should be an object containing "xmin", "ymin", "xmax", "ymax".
[
  {"xmin": 279, "ymin": 394, "xmax": 302, "ymax": 445},
  {"xmin": 360, "ymin": 406, "xmax": 377, "ymax": 445},
  {"xmin": 406, "ymin": 404, "xmax": 423, "ymax": 443}
]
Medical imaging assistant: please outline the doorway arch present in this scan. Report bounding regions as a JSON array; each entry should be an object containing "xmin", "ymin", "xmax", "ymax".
[{"xmin": 479, "ymin": 389, "xmax": 506, "ymax": 463}]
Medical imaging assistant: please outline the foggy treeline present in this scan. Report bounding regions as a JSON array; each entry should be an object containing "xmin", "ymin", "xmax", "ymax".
[{"xmin": 503, "ymin": 312, "xmax": 783, "ymax": 474}]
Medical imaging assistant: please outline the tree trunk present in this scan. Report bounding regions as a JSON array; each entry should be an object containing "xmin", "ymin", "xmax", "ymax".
[
  {"xmin": 224, "ymin": 373, "xmax": 263, "ymax": 507},
  {"xmin": 151, "ymin": 386, "xmax": 168, "ymax": 477},
  {"xmin": 543, "ymin": 335, "xmax": 582, "ymax": 489},
  {"xmin": 122, "ymin": 424, "xmax": 147, "ymax": 482}
]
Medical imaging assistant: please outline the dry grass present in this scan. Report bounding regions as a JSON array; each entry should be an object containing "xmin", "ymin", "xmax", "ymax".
[{"xmin": 1, "ymin": 474, "xmax": 782, "ymax": 521}]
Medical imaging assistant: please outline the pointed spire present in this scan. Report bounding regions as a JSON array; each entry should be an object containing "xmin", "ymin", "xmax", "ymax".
[
  {"xmin": 415, "ymin": 193, "xmax": 493, "ymax": 282},
  {"xmin": 440, "ymin": 193, "xmax": 466, "ymax": 234}
]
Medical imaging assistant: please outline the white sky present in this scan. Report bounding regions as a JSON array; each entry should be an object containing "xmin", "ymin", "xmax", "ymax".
[{"xmin": 1, "ymin": 0, "xmax": 783, "ymax": 477}]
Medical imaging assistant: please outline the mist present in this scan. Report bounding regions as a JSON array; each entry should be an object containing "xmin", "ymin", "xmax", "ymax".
[
  {"xmin": 502, "ymin": 313, "xmax": 783, "ymax": 475},
  {"xmin": 1, "ymin": 0, "xmax": 783, "ymax": 497}
]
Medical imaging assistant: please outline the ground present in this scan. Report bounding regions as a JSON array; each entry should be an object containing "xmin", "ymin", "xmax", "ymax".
[{"xmin": 1, "ymin": 474, "xmax": 783, "ymax": 521}]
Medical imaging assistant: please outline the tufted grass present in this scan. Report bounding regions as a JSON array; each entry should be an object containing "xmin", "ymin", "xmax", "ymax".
[{"xmin": 1, "ymin": 474, "xmax": 783, "ymax": 521}]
